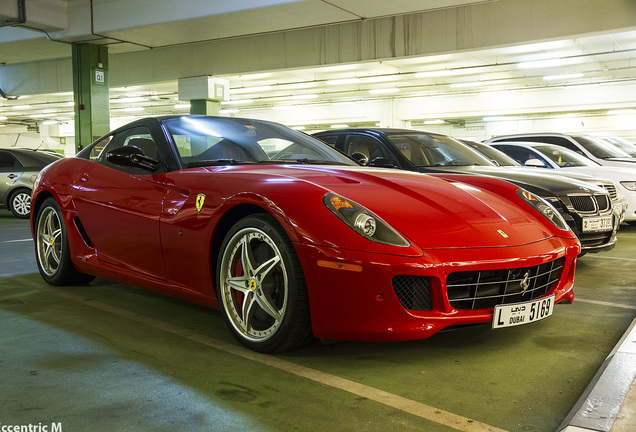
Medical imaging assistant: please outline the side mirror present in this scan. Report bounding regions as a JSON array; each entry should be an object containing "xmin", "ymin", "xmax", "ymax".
[
  {"xmin": 106, "ymin": 146, "xmax": 159, "ymax": 171},
  {"xmin": 350, "ymin": 152, "xmax": 369, "ymax": 166},
  {"xmin": 368, "ymin": 157, "xmax": 395, "ymax": 168},
  {"xmin": 524, "ymin": 158, "xmax": 547, "ymax": 168}
]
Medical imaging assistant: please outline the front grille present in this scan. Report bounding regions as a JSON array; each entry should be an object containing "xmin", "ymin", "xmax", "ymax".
[
  {"xmin": 393, "ymin": 276, "xmax": 432, "ymax": 311},
  {"xmin": 569, "ymin": 195, "xmax": 597, "ymax": 212},
  {"xmin": 595, "ymin": 195, "xmax": 610, "ymax": 212},
  {"xmin": 579, "ymin": 231, "xmax": 613, "ymax": 247},
  {"xmin": 446, "ymin": 258, "xmax": 564, "ymax": 310},
  {"xmin": 600, "ymin": 184, "xmax": 619, "ymax": 200}
]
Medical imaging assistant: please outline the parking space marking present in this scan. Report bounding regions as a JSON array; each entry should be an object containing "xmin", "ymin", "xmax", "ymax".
[
  {"xmin": 584, "ymin": 255, "xmax": 636, "ymax": 262},
  {"xmin": 50, "ymin": 289, "xmax": 506, "ymax": 432},
  {"xmin": 576, "ymin": 298, "xmax": 636, "ymax": 310},
  {"xmin": 2, "ymin": 238, "xmax": 33, "ymax": 243}
]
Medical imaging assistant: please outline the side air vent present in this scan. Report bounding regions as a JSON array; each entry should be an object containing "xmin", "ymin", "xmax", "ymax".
[{"xmin": 73, "ymin": 217, "xmax": 94, "ymax": 248}]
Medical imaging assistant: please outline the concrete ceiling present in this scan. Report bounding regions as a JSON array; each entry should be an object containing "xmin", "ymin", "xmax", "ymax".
[{"xmin": 1, "ymin": 0, "xmax": 636, "ymax": 133}]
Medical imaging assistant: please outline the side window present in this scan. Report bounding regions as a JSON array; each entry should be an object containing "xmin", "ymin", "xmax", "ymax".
[
  {"xmin": 0, "ymin": 151, "xmax": 21, "ymax": 171},
  {"xmin": 316, "ymin": 134, "xmax": 338, "ymax": 148},
  {"xmin": 98, "ymin": 126, "xmax": 162, "ymax": 174},
  {"xmin": 497, "ymin": 146, "xmax": 532, "ymax": 164},
  {"xmin": 536, "ymin": 136, "xmax": 580, "ymax": 153},
  {"xmin": 344, "ymin": 135, "xmax": 389, "ymax": 161}
]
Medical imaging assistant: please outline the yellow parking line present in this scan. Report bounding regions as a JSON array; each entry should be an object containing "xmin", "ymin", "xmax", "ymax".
[{"xmin": 54, "ymin": 290, "xmax": 507, "ymax": 432}]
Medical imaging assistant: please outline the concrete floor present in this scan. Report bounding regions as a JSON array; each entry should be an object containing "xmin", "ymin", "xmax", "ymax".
[{"xmin": 0, "ymin": 210, "xmax": 634, "ymax": 432}]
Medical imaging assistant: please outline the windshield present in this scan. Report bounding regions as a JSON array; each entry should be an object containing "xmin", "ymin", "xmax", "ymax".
[
  {"xmin": 162, "ymin": 116, "xmax": 356, "ymax": 167},
  {"xmin": 596, "ymin": 136, "xmax": 636, "ymax": 157},
  {"xmin": 463, "ymin": 141, "xmax": 520, "ymax": 166},
  {"xmin": 572, "ymin": 135, "xmax": 633, "ymax": 159},
  {"xmin": 534, "ymin": 144, "xmax": 601, "ymax": 167},
  {"xmin": 385, "ymin": 132, "xmax": 494, "ymax": 167}
]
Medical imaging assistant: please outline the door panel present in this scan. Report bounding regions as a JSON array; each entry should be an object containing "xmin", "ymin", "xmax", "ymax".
[{"xmin": 71, "ymin": 163, "xmax": 167, "ymax": 279}]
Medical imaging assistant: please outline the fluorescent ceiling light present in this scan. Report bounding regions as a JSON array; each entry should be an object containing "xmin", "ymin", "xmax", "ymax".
[
  {"xmin": 12, "ymin": 105, "xmax": 32, "ymax": 110},
  {"xmin": 0, "ymin": 116, "xmax": 8, "ymax": 121},
  {"xmin": 483, "ymin": 116, "xmax": 508, "ymax": 121},
  {"xmin": 450, "ymin": 82, "xmax": 482, "ymax": 88},
  {"xmin": 543, "ymin": 73, "xmax": 583, "ymax": 81},
  {"xmin": 123, "ymin": 107, "xmax": 144, "ymax": 112},
  {"xmin": 219, "ymin": 109, "xmax": 239, "ymax": 114},
  {"xmin": 369, "ymin": 88, "xmax": 399, "ymax": 94},
  {"xmin": 517, "ymin": 58, "xmax": 565, "ymax": 69},
  {"xmin": 174, "ymin": 104, "xmax": 191, "ymax": 109},
  {"xmin": 330, "ymin": 124, "xmax": 349, "ymax": 128},
  {"xmin": 292, "ymin": 126, "xmax": 306, "ymax": 130},
  {"xmin": 608, "ymin": 109, "xmax": 636, "ymax": 115},
  {"xmin": 42, "ymin": 120, "xmax": 58, "ymax": 125},
  {"xmin": 424, "ymin": 119, "xmax": 445, "ymax": 124}
]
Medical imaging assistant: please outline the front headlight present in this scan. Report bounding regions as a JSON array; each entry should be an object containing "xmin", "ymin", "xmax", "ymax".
[
  {"xmin": 517, "ymin": 189, "xmax": 570, "ymax": 231},
  {"xmin": 323, "ymin": 193, "xmax": 410, "ymax": 247},
  {"xmin": 620, "ymin": 181, "xmax": 636, "ymax": 191}
]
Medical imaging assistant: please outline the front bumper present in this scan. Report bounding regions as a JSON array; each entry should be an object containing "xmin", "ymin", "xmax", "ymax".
[{"xmin": 297, "ymin": 236, "xmax": 580, "ymax": 342}]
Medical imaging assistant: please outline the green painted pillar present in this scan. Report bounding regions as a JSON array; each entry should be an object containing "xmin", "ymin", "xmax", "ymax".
[
  {"xmin": 72, "ymin": 44, "xmax": 110, "ymax": 153},
  {"xmin": 190, "ymin": 99, "xmax": 220, "ymax": 115}
]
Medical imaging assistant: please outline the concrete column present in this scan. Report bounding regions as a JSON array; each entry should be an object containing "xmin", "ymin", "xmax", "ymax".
[
  {"xmin": 190, "ymin": 99, "xmax": 220, "ymax": 116},
  {"xmin": 72, "ymin": 44, "xmax": 110, "ymax": 152}
]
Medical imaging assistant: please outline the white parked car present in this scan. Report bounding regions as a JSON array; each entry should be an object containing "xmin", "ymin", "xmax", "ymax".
[
  {"xmin": 485, "ymin": 133, "xmax": 636, "ymax": 169},
  {"xmin": 593, "ymin": 136, "xmax": 636, "ymax": 158},
  {"xmin": 487, "ymin": 141, "xmax": 636, "ymax": 225}
]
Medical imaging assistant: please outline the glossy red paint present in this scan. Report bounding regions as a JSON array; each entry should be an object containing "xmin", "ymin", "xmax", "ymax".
[{"xmin": 30, "ymin": 116, "xmax": 581, "ymax": 346}]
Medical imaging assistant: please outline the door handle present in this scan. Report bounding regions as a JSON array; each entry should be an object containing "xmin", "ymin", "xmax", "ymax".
[
  {"xmin": 79, "ymin": 173, "xmax": 89, "ymax": 182},
  {"xmin": 8, "ymin": 174, "xmax": 17, "ymax": 179}
]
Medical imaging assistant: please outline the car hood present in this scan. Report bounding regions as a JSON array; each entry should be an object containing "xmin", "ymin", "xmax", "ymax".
[
  {"xmin": 560, "ymin": 165, "xmax": 636, "ymax": 182},
  {"xmin": 417, "ymin": 165, "xmax": 602, "ymax": 197},
  {"xmin": 213, "ymin": 165, "xmax": 562, "ymax": 250}
]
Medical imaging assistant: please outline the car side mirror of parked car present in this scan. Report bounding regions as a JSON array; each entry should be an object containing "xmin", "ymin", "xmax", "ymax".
[
  {"xmin": 369, "ymin": 157, "xmax": 395, "ymax": 168},
  {"xmin": 350, "ymin": 152, "xmax": 369, "ymax": 166},
  {"xmin": 525, "ymin": 158, "xmax": 548, "ymax": 168},
  {"xmin": 106, "ymin": 146, "xmax": 159, "ymax": 171}
]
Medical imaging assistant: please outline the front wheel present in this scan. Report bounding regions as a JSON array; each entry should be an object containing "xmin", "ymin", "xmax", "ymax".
[
  {"xmin": 35, "ymin": 197, "xmax": 95, "ymax": 286},
  {"xmin": 9, "ymin": 189, "xmax": 31, "ymax": 218},
  {"xmin": 217, "ymin": 214, "xmax": 312, "ymax": 353}
]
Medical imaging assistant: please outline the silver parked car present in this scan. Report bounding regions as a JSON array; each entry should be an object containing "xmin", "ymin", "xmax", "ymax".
[{"xmin": 0, "ymin": 148, "xmax": 62, "ymax": 218}]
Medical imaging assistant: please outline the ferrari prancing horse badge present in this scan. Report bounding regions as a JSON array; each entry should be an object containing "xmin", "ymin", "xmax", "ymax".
[{"xmin": 196, "ymin": 193, "xmax": 206, "ymax": 213}]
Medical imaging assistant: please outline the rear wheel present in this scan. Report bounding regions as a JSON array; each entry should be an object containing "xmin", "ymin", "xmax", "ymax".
[
  {"xmin": 9, "ymin": 189, "xmax": 31, "ymax": 219},
  {"xmin": 35, "ymin": 197, "xmax": 95, "ymax": 285},
  {"xmin": 217, "ymin": 214, "xmax": 312, "ymax": 353}
]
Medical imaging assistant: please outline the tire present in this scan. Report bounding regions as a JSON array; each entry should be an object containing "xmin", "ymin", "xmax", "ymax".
[
  {"xmin": 216, "ymin": 214, "xmax": 312, "ymax": 353},
  {"xmin": 35, "ymin": 197, "xmax": 95, "ymax": 286},
  {"xmin": 9, "ymin": 188, "xmax": 31, "ymax": 219}
]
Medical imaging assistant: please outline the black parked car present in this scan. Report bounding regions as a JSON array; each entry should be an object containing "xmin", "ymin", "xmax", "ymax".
[
  {"xmin": 0, "ymin": 148, "xmax": 62, "ymax": 218},
  {"xmin": 314, "ymin": 128, "xmax": 618, "ymax": 254}
]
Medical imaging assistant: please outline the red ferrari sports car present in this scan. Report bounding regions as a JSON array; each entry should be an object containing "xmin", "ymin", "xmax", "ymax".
[{"xmin": 31, "ymin": 116, "xmax": 580, "ymax": 353}]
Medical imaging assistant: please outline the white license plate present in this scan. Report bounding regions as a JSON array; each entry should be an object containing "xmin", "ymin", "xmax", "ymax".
[
  {"xmin": 582, "ymin": 215, "xmax": 613, "ymax": 232},
  {"xmin": 492, "ymin": 295, "xmax": 555, "ymax": 329}
]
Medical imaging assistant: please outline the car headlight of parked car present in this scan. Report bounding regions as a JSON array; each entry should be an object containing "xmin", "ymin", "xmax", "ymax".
[
  {"xmin": 620, "ymin": 181, "xmax": 636, "ymax": 191},
  {"xmin": 517, "ymin": 189, "xmax": 570, "ymax": 231},
  {"xmin": 323, "ymin": 193, "xmax": 410, "ymax": 247}
]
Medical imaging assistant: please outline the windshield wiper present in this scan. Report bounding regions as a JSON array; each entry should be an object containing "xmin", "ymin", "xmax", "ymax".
[{"xmin": 186, "ymin": 159, "xmax": 255, "ymax": 168}]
